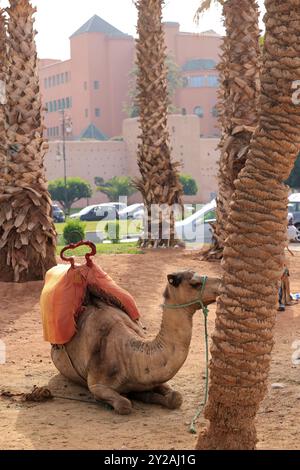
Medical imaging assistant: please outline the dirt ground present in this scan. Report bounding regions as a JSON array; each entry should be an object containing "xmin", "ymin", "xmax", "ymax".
[{"xmin": 0, "ymin": 249, "xmax": 299, "ymax": 450}]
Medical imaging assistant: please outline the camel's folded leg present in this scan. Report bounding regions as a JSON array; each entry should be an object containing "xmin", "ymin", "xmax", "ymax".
[
  {"xmin": 154, "ymin": 383, "xmax": 183, "ymax": 409},
  {"xmin": 88, "ymin": 382, "xmax": 133, "ymax": 415},
  {"xmin": 153, "ymin": 383, "xmax": 174, "ymax": 396},
  {"xmin": 129, "ymin": 388, "xmax": 182, "ymax": 410}
]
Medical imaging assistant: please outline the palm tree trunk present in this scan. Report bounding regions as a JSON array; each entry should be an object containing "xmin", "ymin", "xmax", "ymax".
[
  {"xmin": 134, "ymin": 0, "xmax": 183, "ymax": 248},
  {"xmin": 0, "ymin": 0, "xmax": 56, "ymax": 282},
  {"xmin": 0, "ymin": 8, "xmax": 7, "ymax": 189},
  {"xmin": 197, "ymin": 0, "xmax": 300, "ymax": 449},
  {"xmin": 201, "ymin": 0, "xmax": 261, "ymax": 259}
]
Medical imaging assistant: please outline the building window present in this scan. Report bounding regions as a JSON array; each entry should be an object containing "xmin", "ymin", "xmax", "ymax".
[
  {"xmin": 53, "ymin": 100, "xmax": 57, "ymax": 112},
  {"xmin": 85, "ymin": 109, "xmax": 88, "ymax": 118},
  {"xmin": 183, "ymin": 75, "xmax": 220, "ymax": 88},
  {"xmin": 212, "ymin": 105, "xmax": 219, "ymax": 117},
  {"xmin": 52, "ymin": 76, "xmax": 56, "ymax": 87},
  {"xmin": 187, "ymin": 76, "xmax": 206, "ymax": 88},
  {"xmin": 194, "ymin": 106, "xmax": 204, "ymax": 118},
  {"xmin": 95, "ymin": 108, "xmax": 101, "ymax": 117},
  {"xmin": 58, "ymin": 99, "xmax": 62, "ymax": 110},
  {"xmin": 61, "ymin": 98, "xmax": 66, "ymax": 110},
  {"xmin": 45, "ymin": 102, "xmax": 48, "ymax": 113},
  {"xmin": 48, "ymin": 77, "xmax": 51, "ymax": 88},
  {"xmin": 69, "ymin": 96, "xmax": 72, "ymax": 108},
  {"xmin": 182, "ymin": 58, "xmax": 217, "ymax": 72},
  {"xmin": 207, "ymin": 75, "xmax": 219, "ymax": 87},
  {"xmin": 84, "ymin": 81, "xmax": 87, "ymax": 91},
  {"xmin": 56, "ymin": 126, "xmax": 59, "ymax": 136},
  {"xmin": 61, "ymin": 73, "xmax": 65, "ymax": 84},
  {"xmin": 44, "ymin": 78, "xmax": 48, "ymax": 89},
  {"xmin": 65, "ymin": 72, "xmax": 69, "ymax": 82},
  {"xmin": 94, "ymin": 80, "xmax": 100, "ymax": 90},
  {"xmin": 56, "ymin": 74, "xmax": 60, "ymax": 85},
  {"xmin": 66, "ymin": 97, "xmax": 70, "ymax": 109},
  {"xmin": 49, "ymin": 101, "xmax": 53, "ymax": 113}
]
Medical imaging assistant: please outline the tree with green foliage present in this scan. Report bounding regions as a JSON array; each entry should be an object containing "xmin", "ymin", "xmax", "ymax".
[
  {"xmin": 125, "ymin": 55, "xmax": 184, "ymax": 118},
  {"xmin": 48, "ymin": 177, "xmax": 92, "ymax": 214},
  {"xmin": 179, "ymin": 174, "xmax": 198, "ymax": 196},
  {"xmin": 96, "ymin": 176, "xmax": 136, "ymax": 202},
  {"xmin": 286, "ymin": 152, "xmax": 300, "ymax": 189}
]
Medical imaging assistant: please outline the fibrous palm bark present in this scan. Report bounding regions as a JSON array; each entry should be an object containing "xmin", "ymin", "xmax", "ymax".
[
  {"xmin": 197, "ymin": 0, "xmax": 261, "ymax": 259},
  {"xmin": 0, "ymin": 8, "xmax": 7, "ymax": 189},
  {"xmin": 197, "ymin": 0, "xmax": 300, "ymax": 449},
  {"xmin": 0, "ymin": 0, "xmax": 56, "ymax": 282},
  {"xmin": 134, "ymin": 0, "xmax": 183, "ymax": 248}
]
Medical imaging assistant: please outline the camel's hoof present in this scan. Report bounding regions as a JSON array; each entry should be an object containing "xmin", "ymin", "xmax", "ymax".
[
  {"xmin": 115, "ymin": 400, "xmax": 133, "ymax": 415},
  {"xmin": 166, "ymin": 391, "xmax": 183, "ymax": 410}
]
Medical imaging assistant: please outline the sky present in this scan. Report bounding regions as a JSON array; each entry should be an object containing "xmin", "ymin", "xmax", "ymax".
[{"xmin": 4, "ymin": 0, "xmax": 266, "ymax": 60}]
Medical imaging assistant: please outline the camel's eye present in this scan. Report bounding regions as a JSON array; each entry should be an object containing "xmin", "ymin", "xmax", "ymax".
[{"xmin": 167, "ymin": 274, "xmax": 182, "ymax": 287}]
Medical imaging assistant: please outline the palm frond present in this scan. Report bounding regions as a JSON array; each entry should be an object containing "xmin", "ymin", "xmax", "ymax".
[{"xmin": 194, "ymin": 0, "xmax": 224, "ymax": 23}]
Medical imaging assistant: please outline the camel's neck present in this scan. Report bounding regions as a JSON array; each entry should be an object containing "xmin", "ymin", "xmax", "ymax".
[{"xmin": 129, "ymin": 306, "xmax": 194, "ymax": 386}]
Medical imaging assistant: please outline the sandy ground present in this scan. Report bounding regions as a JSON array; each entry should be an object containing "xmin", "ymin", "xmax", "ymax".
[{"xmin": 0, "ymin": 249, "xmax": 299, "ymax": 450}]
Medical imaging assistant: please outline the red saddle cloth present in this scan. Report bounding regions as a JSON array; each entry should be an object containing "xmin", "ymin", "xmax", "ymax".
[{"xmin": 40, "ymin": 252, "xmax": 140, "ymax": 345}]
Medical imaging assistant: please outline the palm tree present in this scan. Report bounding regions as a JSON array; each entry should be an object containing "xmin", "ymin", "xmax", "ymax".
[
  {"xmin": 0, "ymin": 0, "xmax": 56, "ymax": 282},
  {"xmin": 196, "ymin": 0, "xmax": 261, "ymax": 259},
  {"xmin": 0, "ymin": 8, "xmax": 7, "ymax": 192},
  {"xmin": 134, "ymin": 0, "xmax": 183, "ymax": 248},
  {"xmin": 197, "ymin": 0, "xmax": 300, "ymax": 449}
]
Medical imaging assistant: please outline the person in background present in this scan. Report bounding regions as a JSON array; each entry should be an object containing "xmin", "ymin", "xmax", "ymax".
[
  {"xmin": 278, "ymin": 266, "xmax": 292, "ymax": 312},
  {"xmin": 278, "ymin": 214, "xmax": 295, "ymax": 312}
]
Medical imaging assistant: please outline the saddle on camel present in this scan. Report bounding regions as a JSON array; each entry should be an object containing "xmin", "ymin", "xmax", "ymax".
[{"xmin": 40, "ymin": 241, "xmax": 141, "ymax": 345}]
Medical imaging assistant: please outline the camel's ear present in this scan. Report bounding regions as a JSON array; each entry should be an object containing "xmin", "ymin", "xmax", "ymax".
[
  {"xmin": 189, "ymin": 273, "xmax": 203, "ymax": 289},
  {"xmin": 168, "ymin": 273, "xmax": 182, "ymax": 288}
]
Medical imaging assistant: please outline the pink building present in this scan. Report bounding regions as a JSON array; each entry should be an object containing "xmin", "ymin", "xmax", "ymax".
[
  {"xmin": 39, "ymin": 16, "xmax": 221, "ymax": 140},
  {"xmin": 164, "ymin": 23, "xmax": 221, "ymax": 137}
]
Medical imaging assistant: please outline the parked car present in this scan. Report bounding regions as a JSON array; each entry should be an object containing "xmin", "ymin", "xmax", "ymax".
[
  {"xmin": 70, "ymin": 204, "xmax": 119, "ymax": 222},
  {"xmin": 288, "ymin": 193, "xmax": 300, "ymax": 229},
  {"xmin": 106, "ymin": 202, "xmax": 127, "ymax": 212},
  {"xmin": 175, "ymin": 199, "xmax": 216, "ymax": 243},
  {"xmin": 69, "ymin": 205, "xmax": 97, "ymax": 220},
  {"xmin": 137, "ymin": 200, "xmax": 216, "ymax": 243},
  {"xmin": 119, "ymin": 204, "xmax": 145, "ymax": 220},
  {"xmin": 52, "ymin": 204, "xmax": 65, "ymax": 223}
]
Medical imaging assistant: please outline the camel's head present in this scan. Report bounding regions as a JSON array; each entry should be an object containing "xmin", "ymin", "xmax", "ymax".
[{"xmin": 164, "ymin": 270, "xmax": 220, "ymax": 313}]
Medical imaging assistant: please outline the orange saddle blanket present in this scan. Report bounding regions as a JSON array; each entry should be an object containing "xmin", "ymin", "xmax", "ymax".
[{"xmin": 40, "ymin": 257, "xmax": 140, "ymax": 345}]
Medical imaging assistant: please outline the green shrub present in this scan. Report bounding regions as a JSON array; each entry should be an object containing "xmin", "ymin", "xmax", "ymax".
[
  {"xmin": 179, "ymin": 174, "xmax": 198, "ymax": 196},
  {"xmin": 63, "ymin": 220, "xmax": 86, "ymax": 245},
  {"xmin": 105, "ymin": 221, "xmax": 121, "ymax": 244}
]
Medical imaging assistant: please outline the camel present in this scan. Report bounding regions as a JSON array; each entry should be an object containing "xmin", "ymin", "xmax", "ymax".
[{"xmin": 51, "ymin": 270, "xmax": 220, "ymax": 415}]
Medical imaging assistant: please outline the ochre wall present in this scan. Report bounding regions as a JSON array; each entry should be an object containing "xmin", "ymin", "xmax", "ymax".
[{"xmin": 45, "ymin": 115, "xmax": 219, "ymax": 207}]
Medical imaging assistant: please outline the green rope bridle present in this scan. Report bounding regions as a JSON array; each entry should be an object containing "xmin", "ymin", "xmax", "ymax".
[{"xmin": 162, "ymin": 275, "xmax": 209, "ymax": 434}]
